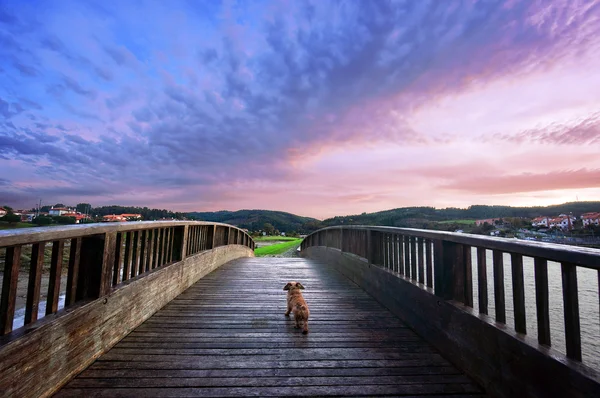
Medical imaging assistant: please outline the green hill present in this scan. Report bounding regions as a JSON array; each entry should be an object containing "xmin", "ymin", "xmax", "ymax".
[
  {"xmin": 320, "ymin": 202, "xmax": 600, "ymax": 229},
  {"xmin": 187, "ymin": 209, "xmax": 320, "ymax": 234}
]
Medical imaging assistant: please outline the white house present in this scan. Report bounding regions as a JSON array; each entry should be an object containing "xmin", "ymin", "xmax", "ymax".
[
  {"xmin": 548, "ymin": 215, "xmax": 575, "ymax": 230},
  {"xmin": 531, "ymin": 217, "xmax": 549, "ymax": 227},
  {"xmin": 0, "ymin": 207, "xmax": 7, "ymax": 217},
  {"xmin": 49, "ymin": 207, "xmax": 72, "ymax": 216},
  {"xmin": 582, "ymin": 212, "xmax": 600, "ymax": 227}
]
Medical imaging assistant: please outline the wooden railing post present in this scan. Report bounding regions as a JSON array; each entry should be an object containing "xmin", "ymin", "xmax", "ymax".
[
  {"xmin": 0, "ymin": 246, "xmax": 21, "ymax": 335},
  {"xmin": 212, "ymin": 225, "xmax": 217, "ymax": 249},
  {"xmin": 366, "ymin": 229, "xmax": 373, "ymax": 265},
  {"xmin": 340, "ymin": 228, "xmax": 344, "ymax": 252}
]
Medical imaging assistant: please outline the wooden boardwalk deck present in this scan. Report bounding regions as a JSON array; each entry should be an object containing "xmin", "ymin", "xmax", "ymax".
[{"xmin": 56, "ymin": 257, "xmax": 485, "ymax": 397}]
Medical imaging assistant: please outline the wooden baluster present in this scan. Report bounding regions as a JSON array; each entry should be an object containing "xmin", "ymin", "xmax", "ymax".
[
  {"xmin": 561, "ymin": 262, "xmax": 581, "ymax": 361},
  {"xmin": 477, "ymin": 248, "xmax": 488, "ymax": 315},
  {"xmin": 164, "ymin": 228, "xmax": 171, "ymax": 264},
  {"xmin": 493, "ymin": 250, "xmax": 506, "ymax": 323},
  {"xmin": 131, "ymin": 231, "xmax": 140, "ymax": 278},
  {"xmin": 398, "ymin": 235, "xmax": 404, "ymax": 276},
  {"xmin": 511, "ymin": 253, "xmax": 526, "ymax": 334},
  {"xmin": 138, "ymin": 230, "xmax": 147, "ymax": 275},
  {"xmin": 418, "ymin": 238, "xmax": 425, "ymax": 284},
  {"xmin": 46, "ymin": 240, "xmax": 64, "ymax": 315},
  {"xmin": 534, "ymin": 257, "xmax": 550, "ymax": 346},
  {"xmin": 410, "ymin": 237, "xmax": 417, "ymax": 281},
  {"xmin": 404, "ymin": 236, "xmax": 411, "ymax": 278},
  {"xmin": 161, "ymin": 228, "xmax": 168, "ymax": 265},
  {"xmin": 463, "ymin": 245, "xmax": 473, "ymax": 308},
  {"xmin": 112, "ymin": 233, "xmax": 123, "ymax": 285},
  {"xmin": 425, "ymin": 240, "xmax": 433, "ymax": 288},
  {"xmin": 25, "ymin": 242, "xmax": 45, "ymax": 324},
  {"xmin": 192, "ymin": 226, "xmax": 198, "ymax": 254},
  {"xmin": 1, "ymin": 246, "xmax": 22, "ymax": 335},
  {"xmin": 383, "ymin": 234, "xmax": 388, "ymax": 268},
  {"xmin": 169, "ymin": 227, "xmax": 175, "ymax": 263},
  {"xmin": 65, "ymin": 238, "xmax": 81, "ymax": 307},
  {"xmin": 146, "ymin": 229, "xmax": 154, "ymax": 271},
  {"xmin": 155, "ymin": 229, "xmax": 163, "ymax": 268},
  {"xmin": 123, "ymin": 232, "xmax": 133, "ymax": 281},
  {"xmin": 393, "ymin": 235, "xmax": 398, "ymax": 273}
]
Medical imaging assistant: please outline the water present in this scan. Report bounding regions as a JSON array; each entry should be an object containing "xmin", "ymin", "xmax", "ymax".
[{"xmin": 470, "ymin": 250, "xmax": 599, "ymax": 371}]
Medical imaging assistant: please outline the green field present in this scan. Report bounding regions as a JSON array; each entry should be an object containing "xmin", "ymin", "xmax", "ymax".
[
  {"xmin": 254, "ymin": 239, "xmax": 302, "ymax": 256},
  {"xmin": 436, "ymin": 219, "xmax": 476, "ymax": 225},
  {"xmin": 253, "ymin": 236, "xmax": 300, "ymax": 242},
  {"xmin": 0, "ymin": 222, "xmax": 37, "ymax": 230}
]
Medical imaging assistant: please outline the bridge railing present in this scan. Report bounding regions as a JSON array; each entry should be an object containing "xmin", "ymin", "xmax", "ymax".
[
  {"xmin": 301, "ymin": 226, "xmax": 600, "ymax": 367},
  {"xmin": 0, "ymin": 221, "xmax": 254, "ymax": 337}
]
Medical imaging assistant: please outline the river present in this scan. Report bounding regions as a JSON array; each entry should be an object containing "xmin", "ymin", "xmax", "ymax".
[{"xmin": 469, "ymin": 249, "xmax": 599, "ymax": 371}]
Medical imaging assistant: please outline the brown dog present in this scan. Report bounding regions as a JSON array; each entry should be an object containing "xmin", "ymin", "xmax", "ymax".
[{"xmin": 283, "ymin": 281, "xmax": 310, "ymax": 334}]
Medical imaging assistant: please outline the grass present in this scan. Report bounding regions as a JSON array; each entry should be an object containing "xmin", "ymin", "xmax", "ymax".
[
  {"xmin": 436, "ymin": 219, "xmax": 476, "ymax": 225},
  {"xmin": 0, "ymin": 222, "xmax": 38, "ymax": 230},
  {"xmin": 253, "ymin": 236, "xmax": 300, "ymax": 242},
  {"xmin": 254, "ymin": 239, "xmax": 302, "ymax": 256}
]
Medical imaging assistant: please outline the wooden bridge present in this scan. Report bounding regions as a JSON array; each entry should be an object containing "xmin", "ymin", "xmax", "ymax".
[{"xmin": 0, "ymin": 222, "xmax": 599, "ymax": 397}]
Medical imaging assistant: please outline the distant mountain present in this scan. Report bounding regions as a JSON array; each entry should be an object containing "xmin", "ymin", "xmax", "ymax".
[
  {"xmin": 320, "ymin": 202, "xmax": 600, "ymax": 229},
  {"xmin": 188, "ymin": 209, "xmax": 320, "ymax": 233},
  {"xmin": 189, "ymin": 202, "xmax": 600, "ymax": 234}
]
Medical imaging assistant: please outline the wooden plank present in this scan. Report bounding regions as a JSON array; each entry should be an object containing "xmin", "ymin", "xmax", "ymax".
[
  {"xmin": 25, "ymin": 242, "xmax": 45, "ymax": 324},
  {"xmin": 46, "ymin": 240, "xmax": 64, "ymax": 315},
  {"xmin": 534, "ymin": 257, "xmax": 550, "ymax": 346},
  {"xmin": 56, "ymin": 254, "xmax": 481, "ymax": 398},
  {"xmin": 561, "ymin": 262, "xmax": 581, "ymax": 361},
  {"xmin": 476, "ymin": 248, "xmax": 488, "ymax": 315},
  {"xmin": 492, "ymin": 250, "xmax": 505, "ymax": 323},
  {"xmin": 0, "ymin": 246, "xmax": 21, "ymax": 335},
  {"xmin": 65, "ymin": 238, "xmax": 81, "ymax": 306},
  {"xmin": 511, "ymin": 253, "xmax": 526, "ymax": 334}
]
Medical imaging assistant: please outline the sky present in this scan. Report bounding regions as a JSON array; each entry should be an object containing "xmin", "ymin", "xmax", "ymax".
[{"xmin": 1, "ymin": 0, "xmax": 600, "ymax": 219}]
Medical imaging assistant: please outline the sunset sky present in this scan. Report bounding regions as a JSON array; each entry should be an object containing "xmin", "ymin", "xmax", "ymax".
[{"xmin": 1, "ymin": 0, "xmax": 599, "ymax": 219}]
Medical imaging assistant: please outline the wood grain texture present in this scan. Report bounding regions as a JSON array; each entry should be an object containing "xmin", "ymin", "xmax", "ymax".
[
  {"xmin": 25, "ymin": 242, "xmax": 45, "ymax": 324},
  {"xmin": 58, "ymin": 256, "xmax": 482, "ymax": 398},
  {"xmin": 0, "ymin": 245, "xmax": 254, "ymax": 398},
  {"xmin": 0, "ymin": 246, "xmax": 21, "ymax": 335},
  {"xmin": 302, "ymin": 246, "xmax": 600, "ymax": 398}
]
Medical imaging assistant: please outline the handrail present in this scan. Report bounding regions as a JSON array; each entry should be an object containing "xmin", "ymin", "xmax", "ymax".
[
  {"xmin": 0, "ymin": 221, "xmax": 255, "ymax": 338},
  {"xmin": 301, "ymin": 226, "xmax": 600, "ymax": 365}
]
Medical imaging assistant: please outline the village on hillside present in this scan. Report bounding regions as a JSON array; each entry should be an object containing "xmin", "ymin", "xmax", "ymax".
[{"xmin": 0, "ymin": 206, "xmax": 145, "ymax": 225}]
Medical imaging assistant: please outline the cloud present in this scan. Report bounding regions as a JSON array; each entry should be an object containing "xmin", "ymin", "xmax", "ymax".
[
  {"xmin": 491, "ymin": 114, "xmax": 600, "ymax": 145},
  {"xmin": 1, "ymin": 0, "xmax": 600, "ymax": 215},
  {"xmin": 440, "ymin": 169, "xmax": 600, "ymax": 195}
]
